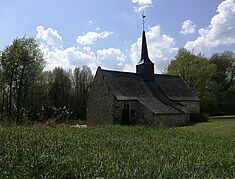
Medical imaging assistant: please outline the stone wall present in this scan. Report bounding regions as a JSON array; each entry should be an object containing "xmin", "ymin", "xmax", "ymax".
[
  {"xmin": 153, "ymin": 113, "xmax": 190, "ymax": 127},
  {"xmin": 113, "ymin": 100, "xmax": 141, "ymax": 125},
  {"xmin": 112, "ymin": 99, "xmax": 189, "ymax": 127},
  {"xmin": 113, "ymin": 99, "xmax": 155, "ymax": 126},
  {"xmin": 87, "ymin": 69, "xmax": 113, "ymax": 125},
  {"xmin": 87, "ymin": 68, "xmax": 194, "ymax": 127},
  {"xmin": 137, "ymin": 102, "xmax": 154, "ymax": 126}
]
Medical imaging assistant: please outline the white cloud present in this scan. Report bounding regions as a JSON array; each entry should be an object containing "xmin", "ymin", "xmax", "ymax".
[
  {"xmin": 132, "ymin": 0, "xmax": 153, "ymax": 12},
  {"xmin": 36, "ymin": 25, "xmax": 176, "ymax": 75},
  {"xmin": 126, "ymin": 25, "xmax": 178, "ymax": 73},
  {"xmin": 44, "ymin": 48, "xmax": 74, "ymax": 71},
  {"xmin": 123, "ymin": 64, "xmax": 136, "ymax": 73},
  {"xmin": 88, "ymin": 20, "xmax": 93, "ymax": 24},
  {"xmin": 76, "ymin": 31, "xmax": 113, "ymax": 45},
  {"xmin": 36, "ymin": 26, "xmax": 125, "ymax": 74},
  {"xmin": 36, "ymin": 26, "xmax": 63, "ymax": 49},
  {"xmin": 39, "ymin": 45, "xmax": 96, "ymax": 72},
  {"xmin": 65, "ymin": 47, "xmax": 96, "ymax": 66},
  {"xmin": 43, "ymin": 46, "xmax": 126, "ymax": 73},
  {"xmin": 97, "ymin": 48, "xmax": 126, "ymax": 68},
  {"xmin": 41, "ymin": 45, "xmax": 97, "ymax": 73},
  {"xmin": 185, "ymin": 0, "xmax": 235, "ymax": 52},
  {"xmin": 180, "ymin": 20, "xmax": 196, "ymax": 35}
]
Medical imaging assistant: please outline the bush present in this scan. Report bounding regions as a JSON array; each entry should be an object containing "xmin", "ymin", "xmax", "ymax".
[
  {"xmin": 190, "ymin": 113, "xmax": 208, "ymax": 123},
  {"xmin": 221, "ymin": 87, "xmax": 235, "ymax": 115},
  {"xmin": 200, "ymin": 94, "xmax": 220, "ymax": 116}
]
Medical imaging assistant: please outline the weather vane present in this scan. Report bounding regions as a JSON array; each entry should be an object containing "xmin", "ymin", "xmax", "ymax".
[{"xmin": 142, "ymin": 10, "xmax": 146, "ymax": 31}]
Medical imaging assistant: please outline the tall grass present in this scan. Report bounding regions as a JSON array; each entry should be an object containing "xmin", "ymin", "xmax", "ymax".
[{"xmin": 1, "ymin": 125, "xmax": 235, "ymax": 178}]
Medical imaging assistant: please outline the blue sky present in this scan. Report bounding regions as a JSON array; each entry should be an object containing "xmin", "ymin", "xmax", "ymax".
[{"xmin": 1, "ymin": 0, "xmax": 235, "ymax": 73}]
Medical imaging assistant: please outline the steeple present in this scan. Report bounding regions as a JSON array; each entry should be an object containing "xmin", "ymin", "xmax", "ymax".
[
  {"xmin": 136, "ymin": 14, "xmax": 154, "ymax": 82},
  {"xmin": 138, "ymin": 30, "xmax": 152, "ymax": 64}
]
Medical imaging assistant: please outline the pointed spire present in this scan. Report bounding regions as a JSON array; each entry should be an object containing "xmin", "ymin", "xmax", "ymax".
[
  {"xmin": 140, "ymin": 30, "xmax": 152, "ymax": 64},
  {"xmin": 136, "ymin": 13, "xmax": 154, "ymax": 82},
  {"xmin": 138, "ymin": 12, "xmax": 153, "ymax": 64}
]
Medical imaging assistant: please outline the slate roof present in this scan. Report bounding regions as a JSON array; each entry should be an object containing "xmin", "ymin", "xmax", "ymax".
[
  {"xmin": 154, "ymin": 74, "xmax": 198, "ymax": 101},
  {"xmin": 99, "ymin": 68, "xmax": 198, "ymax": 114}
]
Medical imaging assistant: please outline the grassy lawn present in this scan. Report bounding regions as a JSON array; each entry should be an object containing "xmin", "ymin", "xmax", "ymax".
[
  {"xmin": 0, "ymin": 118, "xmax": 235, "ymax": 178},
  {"xmin": 181, "ymin": 117, "xmax": 235, "ymax": 136}
]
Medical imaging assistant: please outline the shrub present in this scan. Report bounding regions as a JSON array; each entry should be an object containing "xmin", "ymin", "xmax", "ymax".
[
  {"xmin": 190, "ymin": 113, "xmax": 208, "ymax": 123},
  {"xmin": 221, "ymin": 87, "xmax": 235, "ymax": 115},
  {"xmin": 200, "ymin": 94, "xmax": 220, "ymax": 116}
]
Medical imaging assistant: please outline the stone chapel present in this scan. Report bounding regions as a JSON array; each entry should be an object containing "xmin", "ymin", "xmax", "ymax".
[{"xmin": 87, "ymin": 29, "xmax": 199, "ymax": 127}]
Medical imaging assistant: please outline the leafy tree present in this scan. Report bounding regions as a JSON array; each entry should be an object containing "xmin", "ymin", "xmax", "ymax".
[
  {"xmin": 200, "ymin": 94, "xmax": 220, "ymax": 116},
  {"xmin": 73, "ymin": 67, "xmax": 81, "ymax": 119},
  {"xmin": 1, "ymin": 37, "xmax": 45, "ymax": 125},
  {"xmin": 49, "ymin": 67, "xmax": 72, "ymax": 108},
  {"xmin": 167, "ymin": 48, "xmax": 216, "ymax": 99},
  {"xmin": 210, "ymin": 52, "xmax": 235, "ymax": 91},
  {"xmin": 27, "ymin": 71, "xmax": 52, "ymax": 121},
  {"xmin": 72, "ymin": 66, "xmax": 93, "ymax": 120},
  {"xmin": 1, "ymin": 37, "xmax": 94, "ymax": 124},
  {"xmin": 1, "ymin": 41, "xmax": 17, "ymax": 124},
  {"xmin": 221, "ymin": 87, "xmax": 235, "ymax": 115},
  {"xmin": 0, "ymin": 56, "xmax": 4, "ymax": 122},
  {"xmin": 78, "ymin": 66, "xmax": 93, "ymax": 120},
  {"xmin": 208, "ymin": 52, "xmax": 235, "ymax": 114}
]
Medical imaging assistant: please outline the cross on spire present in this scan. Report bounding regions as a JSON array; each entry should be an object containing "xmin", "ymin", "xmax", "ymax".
[{"xmin": 136, "ymin": 11, "xmax": 154, "ymax": 82}]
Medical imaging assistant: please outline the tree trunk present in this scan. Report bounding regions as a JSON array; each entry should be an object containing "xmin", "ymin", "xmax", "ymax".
[
  {"xmin": 16, "ymin": 65, "xmax": 26, "ymax": 125},
  {"xmin": 1, "ymin": 88, "xmax": 5, "ymax": 122},
  {"xmin": 8, "ymin": 74, "xmax": 13, "ymax": 126},
  {"xmin": 75, "ymin": 84, "xmax": 79, "ymax": 118}
]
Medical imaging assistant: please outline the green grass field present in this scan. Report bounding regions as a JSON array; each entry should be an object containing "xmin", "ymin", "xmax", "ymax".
[
  {"xmin": 1, "ymin": 118, "xmax": 235, "ymax": 178},
  {"xmin": 181, "ymin": 118, "xmax": 235, "ymax": 136}
]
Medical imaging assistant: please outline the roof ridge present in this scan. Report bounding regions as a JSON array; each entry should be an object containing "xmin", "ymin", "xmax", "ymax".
[{"xmin": 101, "ymin": 69, "xmax": 138, "ymax": 75}]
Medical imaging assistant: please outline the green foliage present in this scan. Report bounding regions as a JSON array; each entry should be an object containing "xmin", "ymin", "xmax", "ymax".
[
  {"xmin": 167, "ymin": 48, "xmax": 216, "ymax": 98},
  {"xmin": 200, "ymin": 93, "xmax": 220, "ymax": 116},
  {"xmin": 49, "ymin": 67, "xmax": 72, "ymax": 108},
  {"xmin": 210, "ymin": 52, "xmax": 235, "ymax": 91},
  {"xmin": 209, "ymin": 52, "xmax": 235, "ymax": 114},
  {"xmin": 221, "ymin": 87, "xmax": 235, "ymax": 115},
  {"xmin": 72, "ymin": 66, "xmax": 93, "ymax": 120},
  {"xmin": 189, "ymin": 113, "xmax": 208, "ymax": 123},
  {"xmin": 167, "ymin": 49, "xmax": 235, "ymax": 116},
  {"xmin": 0, "ymin": 55, "xmax": 3, "ymax": 123},
  {"xmin": 0, "ymin": 37, "xmax": 45, "ymax": 125},
  {"xmin": 0, "ymin": 37, "xmax": 94, "ymax": 125},
  {"xmin": 1, "ymin": 121, "xmax": 235, "ymax": 178}
]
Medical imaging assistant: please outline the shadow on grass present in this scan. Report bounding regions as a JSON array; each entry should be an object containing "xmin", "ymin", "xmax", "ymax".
[{"xmin": 185, "ymin": 120, "xmax": 212, "ymax": 127}]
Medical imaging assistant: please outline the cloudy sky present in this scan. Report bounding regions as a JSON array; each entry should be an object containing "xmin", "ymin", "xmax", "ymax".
[{"xmin": 1, "ymin": 0, "xmax": 235, "ymax": 74}]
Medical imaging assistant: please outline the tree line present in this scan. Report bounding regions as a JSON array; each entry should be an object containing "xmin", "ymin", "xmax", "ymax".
[
  {"xmin": 1, "ymin": 37, "xmax": 234, "ymax": 126},
  {"xmin": 167, "ymin": 48, "xmax": 235, "ymax": 116},
  {"xmin": 0, "ymin": 37, "xmax": 93, "ymax": 126}
]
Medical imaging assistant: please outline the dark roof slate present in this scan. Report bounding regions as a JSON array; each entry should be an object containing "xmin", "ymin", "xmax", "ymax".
[
  {"xmin": 99, "ymin": 68, "xmax": 198, "ymax": 114},
  {"xmin": 154, "ymin": 74, "xmax": 198, "ymax": 101},
  {"xmin": 138, "ymin": 30, "xmax": 153, "ymax": 65}
]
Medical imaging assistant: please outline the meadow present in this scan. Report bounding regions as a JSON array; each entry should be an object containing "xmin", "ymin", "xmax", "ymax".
[{"xmin": 0, "ymin": 118, "xmax": 235, "ymax": 178}]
